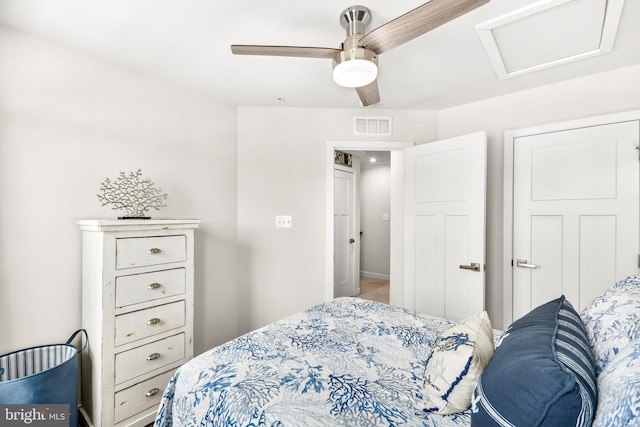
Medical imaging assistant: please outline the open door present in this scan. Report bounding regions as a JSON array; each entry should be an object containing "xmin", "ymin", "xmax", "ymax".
[
  {"xmin": 404, "ymin": 132, "xmax": 487, "ymax": 320},
  {"xmin": 334, "ymin": 167, "xmax": 358, "ymax": 297}
]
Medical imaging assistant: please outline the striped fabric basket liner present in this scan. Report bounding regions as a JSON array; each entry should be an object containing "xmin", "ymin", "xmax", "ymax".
[{"xmin": 0, "ymin": 344, "xmax": 77, "ymax": 382}]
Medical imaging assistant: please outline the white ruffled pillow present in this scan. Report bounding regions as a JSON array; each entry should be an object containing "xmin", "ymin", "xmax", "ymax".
[{"xmin": 421, "ymin": 311, "xmax": 494, "ymax": 414}]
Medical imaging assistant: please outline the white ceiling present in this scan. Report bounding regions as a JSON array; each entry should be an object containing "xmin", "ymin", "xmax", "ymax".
[
  {"xmin": 0, "ymin": 0, "xmax": 638, "ymax": 110},
  {"xmin": 360, "ymin": 151, "xmax": 391, "ymax": 169}
]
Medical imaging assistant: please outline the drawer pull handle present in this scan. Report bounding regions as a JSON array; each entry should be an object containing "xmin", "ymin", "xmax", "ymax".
[
  {"xmin": 148, "ymin": 282, "xmax": 162, "ymax": 290},
  {"xmin": 145, "ymin": 388, "xmax": 160, "ymax": 397},
  {"xmin": 146, "ymin": 353, "xmax": 160, "ymax": 361},
  {"xmin": 147, "ymin": 318, "xmax": 161, "ymax": 325},
  {"xmin": 148, "ymin": 248, "xmax": 162, "ymax": 254}
]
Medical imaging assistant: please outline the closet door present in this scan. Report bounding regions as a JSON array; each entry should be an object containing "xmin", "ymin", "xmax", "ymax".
[{"xmin": 511, "ymin": 119, "xmax": 639, "ymax": 321}]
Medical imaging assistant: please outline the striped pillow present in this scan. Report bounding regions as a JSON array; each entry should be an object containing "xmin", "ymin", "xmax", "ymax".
[
  {"xmin": 557, "ymin": 298, "xmax": 598, "ymax": 424},
  {"xmin": 471, "ymin": 296, "xmax": 597, "ymax": 426}
]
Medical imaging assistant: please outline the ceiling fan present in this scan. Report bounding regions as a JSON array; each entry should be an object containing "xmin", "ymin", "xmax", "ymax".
[{"xmin": 231, "ymin": 0, "xmax": 489, "ymax": 107}]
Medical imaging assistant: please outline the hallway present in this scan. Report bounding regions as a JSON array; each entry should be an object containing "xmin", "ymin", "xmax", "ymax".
[{"xmin": 358, "ymin": 277, "xmax": 389, "ymax": 304}]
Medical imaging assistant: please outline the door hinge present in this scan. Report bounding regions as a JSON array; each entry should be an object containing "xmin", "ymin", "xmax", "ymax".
[{"xmin": 638, "ymin": 254, "xmax": 640, "ymax": 268}]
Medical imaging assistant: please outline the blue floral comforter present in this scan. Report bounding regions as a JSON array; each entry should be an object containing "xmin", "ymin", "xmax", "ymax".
[{"xmin": 155, "ymin": 297, "xmax": 482, "ymax": 427}]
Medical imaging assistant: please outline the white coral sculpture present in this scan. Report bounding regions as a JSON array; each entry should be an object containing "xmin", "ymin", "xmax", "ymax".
[{"xmin": 97, "ymin": 169, "xmax": 168, "ymax": 218}]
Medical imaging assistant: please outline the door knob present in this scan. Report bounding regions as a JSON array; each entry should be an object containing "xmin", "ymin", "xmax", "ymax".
[
  {"xmin": 516, "ymin": 259, "xmax": 538, "ymax": 269},
  {"xmin": 459, "ymin": 263, "xmax": 481, "ymax": 271}
]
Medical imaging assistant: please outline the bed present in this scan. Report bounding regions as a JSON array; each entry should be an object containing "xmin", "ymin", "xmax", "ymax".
[{"xmin": 155, "ymin": 275, "xmax": 640, "ymax": 427}]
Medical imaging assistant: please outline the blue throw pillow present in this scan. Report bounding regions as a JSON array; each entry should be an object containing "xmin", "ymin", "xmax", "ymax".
[{"xmin": 471, "ymin": 296, "xmax": 597, "ymax": 427}]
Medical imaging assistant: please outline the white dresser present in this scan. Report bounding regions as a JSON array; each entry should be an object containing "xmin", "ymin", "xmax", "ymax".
[{"xmin": 77, "ymin": 219, "xmax": 200, "ymax": 427}]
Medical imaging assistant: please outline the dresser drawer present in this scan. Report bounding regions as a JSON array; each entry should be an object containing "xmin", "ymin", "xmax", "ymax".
[
  {"xmin": 115, "ymin": 268, "xmax": 186, "ymax": 308},
  {"xmin": 114, "ymin": 369, "xmax": 174, "ymax": 423},
  {"xmin": 116, "ymin": 235, "xmax": 186, "ymax": 269},
  {"xmin": 114, "ymin": 301, "xmax": 186, "ymax": 346},
  {"xmin": 115, "ymin": 334, "xmax": 185, "ymax": 385}
]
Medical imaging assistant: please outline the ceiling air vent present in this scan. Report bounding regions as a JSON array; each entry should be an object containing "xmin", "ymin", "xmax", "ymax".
[{"xmin": 353, "ymin": 116, "xmax": 392, "ymax": 136}]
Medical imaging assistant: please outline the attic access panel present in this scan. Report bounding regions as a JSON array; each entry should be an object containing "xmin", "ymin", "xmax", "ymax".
[{"xmin": 476, "ymin": 0, "xmax": 625, "ymax": 80}]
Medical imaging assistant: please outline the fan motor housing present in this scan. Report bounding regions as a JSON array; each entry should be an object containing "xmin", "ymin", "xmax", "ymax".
[{"xmin": 332, "ymin": 46, "xmax": 378, "ymax": 68}]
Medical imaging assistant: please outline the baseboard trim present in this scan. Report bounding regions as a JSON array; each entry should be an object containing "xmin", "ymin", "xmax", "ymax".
[
  {"xmin": 79, "ymin": 405, "xmax": 93, "ymax": 427},
  {"xmin": 360, "ymin": 271, "xmax": 390, "ymax": 281}
]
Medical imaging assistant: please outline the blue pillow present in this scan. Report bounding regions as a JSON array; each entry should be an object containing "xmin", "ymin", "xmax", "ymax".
[{"xmin": 471, "ymin": 296, "xmax": 597, "ymax": 427}]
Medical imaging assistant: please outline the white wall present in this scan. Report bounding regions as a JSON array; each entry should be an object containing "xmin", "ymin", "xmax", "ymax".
[
  {"xmin": 0, "ymin": 27, "xmax": 239, "ymax": 356},
  {"xmin": 359, "ymin": 165, "xmax": 391, "ymax": 279},
  {"xmin": 437, "ymin": 64, "xmax": 640, "ymax": 328},
  {"xmin": 3, "ymin": 25, "xmax": 639, "ymax": 356},
  {"xmin": 237, "ymin": 65, "xmax": 640, "ymax": 332},
  {"xmin": 237, "ymin": 107, "xmax": 438, "ymax": 330}
]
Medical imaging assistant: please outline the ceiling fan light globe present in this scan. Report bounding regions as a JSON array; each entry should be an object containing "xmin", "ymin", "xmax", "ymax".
[{"xmin": 333, "ymin": 59, "xmax": 378, "ymax": 88}]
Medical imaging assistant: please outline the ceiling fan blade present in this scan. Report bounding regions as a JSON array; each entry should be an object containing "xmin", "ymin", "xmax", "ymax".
[
  {"xmin": 360, "ymin": 0, "xmax": 489, "ymax": 54},
  {"xmin": 231, "ymin": 45, "xmax": 340, "ymax": 59},
  {"xmin": 356, "ymin": 80, "xmax": 380, "ymax": 107}
]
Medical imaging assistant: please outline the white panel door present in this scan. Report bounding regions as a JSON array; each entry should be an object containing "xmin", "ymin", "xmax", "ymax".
[
  {"xmin": 334, "ymin": 168, "xmax": 357, "ymax": 297},
  {"xmin": 512, "ymin": 120, "xmax": 639, "ymax": 320},
  {"xmin": 404, "ymin": 132, "xmax": 487, "ymax": 320}
]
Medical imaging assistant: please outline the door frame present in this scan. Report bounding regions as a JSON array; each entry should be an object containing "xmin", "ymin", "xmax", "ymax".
[
  {"xmin": 326, "ymin": 140, "xmax": 414, "ymax": 303},
  {"xmin": 503, "ymin": 109, "xmax": 640, "ymax": 326}
]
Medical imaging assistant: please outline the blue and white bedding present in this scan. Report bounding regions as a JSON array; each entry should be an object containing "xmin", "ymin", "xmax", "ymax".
[
  {"xmin": 155, "ymin": 297, "xmax": 499, "ymax": 427},
  {"xmin": 580, "ymin": 275, "xmax": 640, "ymax": 426}
]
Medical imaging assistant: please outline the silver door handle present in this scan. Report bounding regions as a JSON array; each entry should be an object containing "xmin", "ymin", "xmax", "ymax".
[
  {"xmin": 517, "ymin": 259, "xmax": 538, "ymax": 269},
  {"xmin": 459, "ymin": 263, "xmax": 481, "ymax": 272}
]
